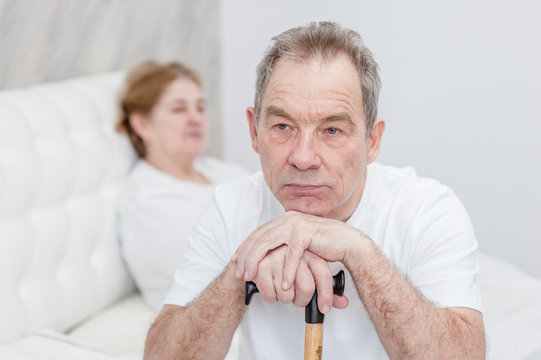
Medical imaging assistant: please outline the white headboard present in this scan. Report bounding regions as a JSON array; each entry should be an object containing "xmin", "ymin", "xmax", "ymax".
[{"xmin": 0, "ymin": 72, "xmax": 136, "ymax": 343}]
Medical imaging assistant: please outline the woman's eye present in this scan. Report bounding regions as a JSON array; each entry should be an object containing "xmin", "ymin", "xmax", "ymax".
[
  {"xmin": 172, "ymin": 107, "xmax": 187, "ymax": 113},
  {"xmin": 327, "ymin": 127, "xmax": 340, "ymax": 135}
]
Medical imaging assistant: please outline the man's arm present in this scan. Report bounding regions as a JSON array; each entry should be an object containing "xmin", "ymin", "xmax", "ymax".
[
  {"xmin": 345, "ymin": 235, "xmax": 485, "ymax": 359},
  {"xmin": 233, "ymin": 211, "xmax": 485, "ymax": 359},
  {"xmin": 144, "ymin": 262, "xmax": 245, "ymax": 360}
]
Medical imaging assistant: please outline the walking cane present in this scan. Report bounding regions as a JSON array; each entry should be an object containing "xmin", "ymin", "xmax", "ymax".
[{"xmin": 245, "ymin": 270, "xmax": 345, "ymax": 360}]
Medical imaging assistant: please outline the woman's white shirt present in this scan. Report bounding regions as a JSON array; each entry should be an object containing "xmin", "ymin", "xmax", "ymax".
[{"xmin": 117, "ymin": 156, "xmax": 250, "ymax": 310}]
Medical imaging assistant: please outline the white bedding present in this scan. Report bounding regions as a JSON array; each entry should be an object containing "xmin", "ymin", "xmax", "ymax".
[
  {"xmin": 1, "ymin": 252, "xmax": 539, "ymax": 360},
  {"xmin": 478, "ymin": 253, "xmax": 541, "ymax": 359},
  {"xmin": 0, "ymin": 330, "xmax": 130, "ymax": 360}
]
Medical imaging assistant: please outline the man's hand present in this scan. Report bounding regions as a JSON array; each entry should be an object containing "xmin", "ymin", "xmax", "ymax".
[
  {"xmin": 247, "ymin": 244, "xmax": 349, "ymax": 313},
  {"xmin": 232, "ymin": 211, "xmax": 361, "ymax": 312}
]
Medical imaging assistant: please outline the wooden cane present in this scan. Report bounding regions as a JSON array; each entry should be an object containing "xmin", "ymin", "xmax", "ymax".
[
  {"xmin": 245, "ymin": 270, "xmax": 345, "ymax": 360},
  {"xmin": 304, "ymin": 322, "xmax": 323, "ymax": 360}
]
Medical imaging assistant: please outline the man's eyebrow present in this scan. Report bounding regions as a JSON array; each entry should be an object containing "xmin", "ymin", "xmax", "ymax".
[
  {"xmin": 320, "ymin": 112, "xmax": 356, "ymax": 128},
  {"xmin": 263, "ymin": 105, "xmax": 294, "ymax": 121},
  {"xmin": 264, "ymin": 105, "xmax": 357, "ymax": 128}
]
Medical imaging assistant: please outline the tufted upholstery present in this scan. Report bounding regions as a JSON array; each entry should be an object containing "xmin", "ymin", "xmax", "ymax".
[{"xmin": 0, "ymin": 72, "xmax": 137, "ymax": 344}]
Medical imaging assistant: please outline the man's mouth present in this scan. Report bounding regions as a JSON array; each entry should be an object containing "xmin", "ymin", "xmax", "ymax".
[{"xmin": 285, "ymin": 184, "xmax": 324, "ymax": 193}]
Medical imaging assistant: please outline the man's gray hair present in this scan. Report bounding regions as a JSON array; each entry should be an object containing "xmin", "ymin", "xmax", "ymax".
[{"xmin": 254, "ymin": 22, "xmax": 381, "ymax": 136}]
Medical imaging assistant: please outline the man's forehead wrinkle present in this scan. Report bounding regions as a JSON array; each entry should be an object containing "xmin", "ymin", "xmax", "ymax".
[
  {"xmin": 263, "ymin": 87, "xmax": 362, "ymax": 126},
  {"xmin": 267, "ymin": 78, "xmax": 360, "ymax": 101},
  {"xmin": 260, "ymin": 55, "xmax": 365, "ymax": 126}
]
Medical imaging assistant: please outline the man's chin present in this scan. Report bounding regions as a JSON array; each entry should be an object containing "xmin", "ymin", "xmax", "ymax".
[{"xmin": 281, "ymin": 199, "xmax": 329, "ymax": 217}]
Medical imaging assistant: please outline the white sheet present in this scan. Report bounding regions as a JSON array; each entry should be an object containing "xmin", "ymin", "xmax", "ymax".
[
  {"xmin": 478, "ymin": 253, "xmax": 541, "ymax": 359},
  {"xmin": 0, "ymin": 330, "xmax": 129, "ymax": 360}
]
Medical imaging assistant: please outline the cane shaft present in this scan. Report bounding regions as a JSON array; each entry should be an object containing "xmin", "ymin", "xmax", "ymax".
[{"xmin": 304, "ymin": 323, "xmax": 324, "ymax": 360}]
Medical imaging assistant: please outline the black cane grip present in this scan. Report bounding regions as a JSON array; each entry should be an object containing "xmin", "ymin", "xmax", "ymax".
[
  {"xmin": 245, "ymin": 281, "xmax": 259, "ymax": 305},
  {"xmin": 333, "ymin": 269, "xmax": 345, "ymax": 297},
  {"xmin": 305, "ymin": 270, "xmax": 346, "ymax": 323}
]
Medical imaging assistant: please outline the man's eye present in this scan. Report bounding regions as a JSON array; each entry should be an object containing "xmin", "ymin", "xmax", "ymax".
[
  {"xmin": 277, "ymin": 124, "xmax": 288, "ymax": 130},
  {"xmin": 327, "ymin": 127, "xmax": 340, "ymax": 135}
]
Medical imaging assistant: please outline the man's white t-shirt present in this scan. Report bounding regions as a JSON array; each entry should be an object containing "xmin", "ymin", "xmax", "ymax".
[
  {"xmin": 117, "ymin": 156, "xmax": 249, "ymax": 310},
  {"xmin": 165, "ymin": 162, "xmax": 482, "ymax": 359}
]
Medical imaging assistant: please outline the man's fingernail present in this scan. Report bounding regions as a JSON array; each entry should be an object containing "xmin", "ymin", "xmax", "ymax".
[
  {"xmin": 236, "ymin": 269, "xmax": 241, "ymax": 278},
  {"xmin": 324, "ymin": 305, "xmax": 331, "ymax": 313},
  {"xmin": 244, "ymin": 270, "xmax": 249, "ymax": 280},
  {"xmin": 282, "ymin": 280, "xmax": 288, "ymax": 289}
]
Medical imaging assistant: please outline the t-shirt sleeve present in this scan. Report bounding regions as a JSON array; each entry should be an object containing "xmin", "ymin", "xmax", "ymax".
[
  {"xmin": 406, "ymin": 186, "xmax": 482, "ymax": 312},
  {"xmin": 163, "ymin": 195, "xmax": 233, "ymax": 306}
]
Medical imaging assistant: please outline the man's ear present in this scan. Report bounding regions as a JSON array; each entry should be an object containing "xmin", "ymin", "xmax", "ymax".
[
  {"xmin": 246, "ymin": 106, "xmax": 260, "ymax": 153},
  {"xmin": 366, "ymin": 118, "xmax": 385, "ymax": 164},
  {"xmin": 129, "ymin": 113, "xmax": 149, "ymax": 141}
]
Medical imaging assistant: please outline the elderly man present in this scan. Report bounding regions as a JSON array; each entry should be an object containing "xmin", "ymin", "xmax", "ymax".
[{"xmin": 144, "ymin": 22, "xmax": 485, "ymax": 359}]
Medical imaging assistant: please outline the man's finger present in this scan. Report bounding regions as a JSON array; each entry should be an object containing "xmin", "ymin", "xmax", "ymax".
[
  {"xmin": 282, "ymin": 236, "xmax": 310, "ymax": 289},
  {"xmin": 254, "ymin": 271, "xmax": 277, "ymax": 304},
  {"xmin": 234, "ymin": 236, "xmax": 257, "ymax": 279},
  {"xmin": 304, "ymin": 252, "xmax": 333, "ymax": 314},
  {"xmin": 292, "ymin": 259, "xmax": 316, "ymax": 307},
  {"xmin": 234, "ymin": 220, "xmax": 281, "ymax": 280},
  {"xmin": 243, "ymin": 226, "xmax": 292, "ymax": 281},
  {"xmin": 332, "ymin": 294, "xmax": 349, "ymax": 309},
  {"xmin": 275, "ymin": 271, "xmax": 295, "ymax": 304}
]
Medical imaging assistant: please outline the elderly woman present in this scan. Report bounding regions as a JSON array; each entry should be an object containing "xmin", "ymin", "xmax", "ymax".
[{"xmin": 116, "ymin": 61, "xmax": 249, "ymax": 310}]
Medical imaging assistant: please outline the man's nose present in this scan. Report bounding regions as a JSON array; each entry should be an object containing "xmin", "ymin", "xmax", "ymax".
[{"xmin": 288, "ymin": 132, "xmax": 321, "ymax": 170}]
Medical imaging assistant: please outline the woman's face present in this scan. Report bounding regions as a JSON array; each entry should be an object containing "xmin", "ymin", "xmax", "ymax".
[{"xmin": 142, "ymin": 78, "xmax": 208, "ymax": 163}]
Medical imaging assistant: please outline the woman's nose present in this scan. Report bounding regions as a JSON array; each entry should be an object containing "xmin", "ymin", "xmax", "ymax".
[{"xmin": 186, "ymin": 108, "xmax": 204, "ymax": 125}]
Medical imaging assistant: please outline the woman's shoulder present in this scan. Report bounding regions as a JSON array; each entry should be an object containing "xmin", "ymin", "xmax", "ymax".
[
  {"xmin": 124, "ymin": 160, "xmax": 176, "ymax": 187},
  {"xmin": 119, "ymin": 160, "xmax": 189, "ymax": 203}
]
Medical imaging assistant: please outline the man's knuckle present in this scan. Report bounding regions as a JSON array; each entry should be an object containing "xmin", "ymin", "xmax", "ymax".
[
  {"xmin": 293, "ymin": 295, "xmax": 310, "ymax": 308},
  {"xmin": 256, "ymin": 234, "xmax": 269, "ymax": 246},
  {"xmin": 260, "ymin": 288, "xmax": 275, "ymax": 302},
  {"xmin": 277, "ymin": 291, "xmax": 293, "ymax": 303},
  {"xmin": 288, "ymin": 240, "xmax": 305, "ymax": 255}
]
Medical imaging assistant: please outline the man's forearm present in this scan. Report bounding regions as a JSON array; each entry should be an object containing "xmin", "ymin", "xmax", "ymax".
[
  {"xmin": 144, "ymin": 262, "xmax": 246, "ymax": 360},
  {"xmin": 345, "ymin": 238, "xmax": 485, "ymax": 359}
]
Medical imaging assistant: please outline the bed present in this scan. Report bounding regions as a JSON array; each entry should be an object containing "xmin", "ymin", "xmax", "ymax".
[{"xmin": 0, "ymin": 71, "xmax": 539, "ymax": 359}]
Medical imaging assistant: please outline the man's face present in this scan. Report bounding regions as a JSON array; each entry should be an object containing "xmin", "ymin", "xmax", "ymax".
[{"xmin": 247, "ymin": 55, "xmax": 384, "ymax": 221}]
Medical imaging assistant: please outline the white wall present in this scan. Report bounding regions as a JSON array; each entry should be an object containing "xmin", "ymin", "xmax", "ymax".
[
  {"xmin": 0, "ymin": 0, "xmax": 224, "ymax": 158},
  {"xmin": 221, "ymin": 0, "xmax": 541, "ymax": 277}
]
